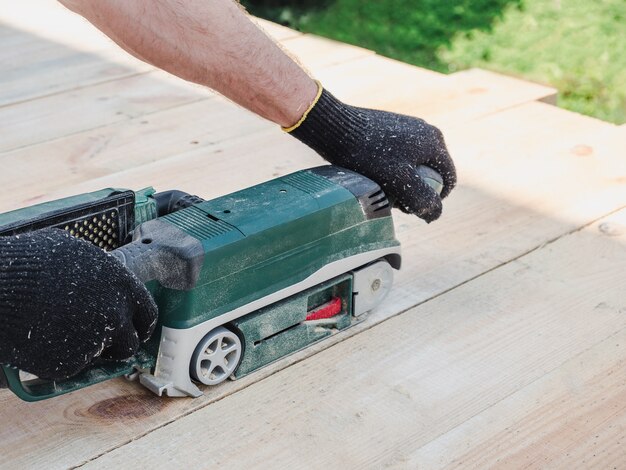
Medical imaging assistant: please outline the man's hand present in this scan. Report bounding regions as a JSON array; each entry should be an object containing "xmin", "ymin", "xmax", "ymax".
[
  {"xmin": 0, "ymin": 228, "xmax": 157, "ymax": 380},
  {"xmin": 288, "ymin": 86, "xmax": 456, "ymax": 222}
]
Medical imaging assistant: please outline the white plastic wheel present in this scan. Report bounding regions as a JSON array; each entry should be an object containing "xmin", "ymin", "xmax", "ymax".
[
  {"xmin": 352, "ymin": 260, "xmax": 394, "ymax": 316},
  {"xmin": 190, "ymin": 327, "xmax": 242, "ymax": 386}
]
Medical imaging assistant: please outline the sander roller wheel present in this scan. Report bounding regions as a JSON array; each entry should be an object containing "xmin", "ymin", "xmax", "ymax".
[{"xmin": 190, "ymin": 327, "xmax": 243, "ymax": 386}]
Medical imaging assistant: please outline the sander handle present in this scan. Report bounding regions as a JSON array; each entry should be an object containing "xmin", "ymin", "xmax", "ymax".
[{"xmin": 416, "ymin": 165, "xmax": 444, "ymax": 195}]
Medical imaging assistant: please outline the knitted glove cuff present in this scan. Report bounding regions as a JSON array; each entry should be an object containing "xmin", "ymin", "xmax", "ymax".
[{"xmin": 285, "ymin": 86, "xmax": 369, "ymax": 164}]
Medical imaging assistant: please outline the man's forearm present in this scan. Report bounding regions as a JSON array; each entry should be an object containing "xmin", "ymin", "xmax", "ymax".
[{"xmin": 58, "ymin": 0, "xmax": 318, "ymax": 127}]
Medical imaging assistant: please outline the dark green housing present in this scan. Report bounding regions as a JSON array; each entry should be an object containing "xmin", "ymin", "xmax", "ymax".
[{"xmin": 151, "ymin": 168, "xmax": 399, "ymax": 330}]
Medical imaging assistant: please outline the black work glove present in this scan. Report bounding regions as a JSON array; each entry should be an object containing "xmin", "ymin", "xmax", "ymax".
[
  {"xmin": 287, "ymin": 86, "xmax": 456, "ymax": 222},
  {"xmin": 0, "ymin": 228, "xmax": 157, "ymax": 381}
]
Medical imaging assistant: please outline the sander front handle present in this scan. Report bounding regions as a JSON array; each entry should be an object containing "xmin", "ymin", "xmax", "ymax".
[
  {"xmin": 0, "ymin": 361, "xmax": 137, "ymax": 402},
  {"xmin": 416, "ymin": 165, "xmax": 444, "ymax": 195}
]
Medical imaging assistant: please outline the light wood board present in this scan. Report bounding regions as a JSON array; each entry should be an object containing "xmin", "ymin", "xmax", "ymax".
[
  {"xmin": 0, "ymin": 3, "xmax": 623, "ymax": 469},
  {"xmin": 84, "ymin": 206, "xmax": 626, "ymax": 469},
  {"xmin": 0, "ymin": 103, "xmax": 623, "ymax": 468},
  {"xmin": 315, "ymin": 59, "xmax": 556, "ymax": 127},
  {"xmin": 0, "ymin": 71, "xmax": 208, "ymax": 153},
  {"xmin": 0, "ymin": 1, "xmax": 152, "ymax": 107},
  {"xmin": 0, "ymin": 55, "xmax": 557, "ymax": 214}
]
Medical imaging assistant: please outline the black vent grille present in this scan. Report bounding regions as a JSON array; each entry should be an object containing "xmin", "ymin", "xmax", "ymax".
[
  {"xmin": 308, "ymin": 166, "xmax": 393, "ymax": 219},
  {"xmin": 60, "ymin": 209, "xmax": 122, "ymax": 251},
  {"xmin": 0, "ymin": 191, "xmax": 135, "ymax": 252},
  {"xmin": 367, "ymin": 189, "xmax": 390, "ymax": 213}
]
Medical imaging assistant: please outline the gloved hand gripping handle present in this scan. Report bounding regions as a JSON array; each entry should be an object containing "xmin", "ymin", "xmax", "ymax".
[{"xmin": 111, "ymin": 218, "xmax": 206, "ymax": 290}]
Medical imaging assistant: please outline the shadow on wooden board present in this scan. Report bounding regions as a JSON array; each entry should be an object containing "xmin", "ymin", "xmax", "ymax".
[{"xmin": 0, "ymin": 22, "xmax": 155, "ymax": 108}]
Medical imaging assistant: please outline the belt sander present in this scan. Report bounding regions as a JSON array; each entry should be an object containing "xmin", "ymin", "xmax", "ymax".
[{"xmin": 0, "ymin": 165, "xmax": 442, "ymax": 402}]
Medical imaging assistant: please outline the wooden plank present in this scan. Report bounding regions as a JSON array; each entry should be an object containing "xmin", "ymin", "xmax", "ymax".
[
  {"xmin": 0, "ymin": 0, "xmax": 131, "ymax": 54},
  {"xmin": 0, "ymin": 97, "xmax": 274, "ymax": 213},
  {"xmin": 0, "ymin": 2, "xmax": 152, "ymax": 107},
  {"xmin": 0, "ymin": 58, "xmax": 561, "ymax": 213},
  {"xmin": 433, "ymin": 68, "xmax": 557, "ymax": 123},
  {"xmin": 409, "ymin": 328, "xmax": 626, "ymax": 468},
  {"xmin": 82, "ymin": 207, "xmax": 626, "ymax": 469},
  {"xmin": 316, "ymin": 60, "xmax": 556, "ymax": 127},
  {"xmin": 253, "ymin": 17, "xmax": 303, "ymax": 42},
  {"xmin": 0, "ymin": 71, "xmax": 209, "ymax": 153},
  {"xmin": 0, "ymin": 101, "xmax": 623, "ymax": 469},
  {"xmin": 0, "ymin": 33, "xmax": 371, "ymax": 153},
  {"xmin": 0, "ymin": 41, "xmax": 151, "ymax": 108},
  {"xmin": 0, "ymin": 4, "xmax": 300, "ymax": 109},
  {"xmin": 279, "ymin": 34, "xmax": 374, "ymax": 70},
  {"xmin": 315, "ymin": 54, "xmax": 445, "ymax": 109}
]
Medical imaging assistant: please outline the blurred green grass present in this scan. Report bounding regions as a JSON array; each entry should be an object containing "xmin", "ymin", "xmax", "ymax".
[{"xmin": 243, "ymin": 0, "xmax": 626, "ymax": 124}]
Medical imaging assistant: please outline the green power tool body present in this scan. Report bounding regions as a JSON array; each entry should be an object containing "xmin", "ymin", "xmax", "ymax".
[{"xmin": 0, "ymin": 165, "xmax": 441, "ymax": 402}]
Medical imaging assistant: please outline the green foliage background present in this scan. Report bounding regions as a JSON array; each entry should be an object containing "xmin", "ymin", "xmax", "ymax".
[{"xmin": 243, "ymin": 0, "xmax": 626, "ymax": 124}]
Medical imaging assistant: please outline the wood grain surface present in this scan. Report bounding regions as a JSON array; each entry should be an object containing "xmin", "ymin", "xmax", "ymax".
[
  {"xmin": 84, "ymin": 209, "xmax": 626, "ymax": 470},
  {"xmin": 0, "ymin": 3, "xmax": 624, "ymax": 469}
]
